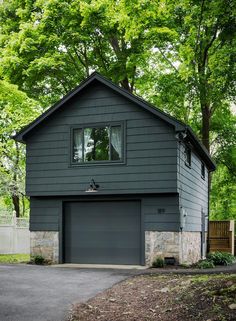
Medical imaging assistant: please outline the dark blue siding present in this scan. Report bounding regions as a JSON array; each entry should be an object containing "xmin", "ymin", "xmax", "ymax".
[
  {"xmin": 30, "ymin": 195, "xmax": 180, "ymax": 232},
  {"xmin": 26, "ymin": 83, "xmax": 178, "ymax": 196},
  {"xmin": 177, "ymin": 143, "xmax": 208, "ymax": 232}
]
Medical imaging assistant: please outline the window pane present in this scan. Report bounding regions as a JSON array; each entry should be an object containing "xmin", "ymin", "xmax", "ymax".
[
  {"xmin": 73, "ymin": 129, "xmax": 83, "ymax": 162},
  {"xmin": 184, "ymin": 147, "xmax": 191, "ymax": 166},
  {"xmin": 111, "ymin": 126, "xmax": 122, "ymax": 160},
  {"xmin": 84, "ymin": 127, "xmax": 109, "ymax": 161},
  {"xmin": 201, "ymin": 162, "xmax": 205, "ymax": 178}
]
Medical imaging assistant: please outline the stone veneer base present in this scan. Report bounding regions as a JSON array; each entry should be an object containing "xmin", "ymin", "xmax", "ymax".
[
  {"xmin": 145, "ymin": 231, "xmax": 201, "ymax": 266},
  {"xmin": 30, "ymin": 230, "xmax": 201, "ymax": 266},
  {"xmin": 30, "ymin": 231, "xmax": 59, "ymax": 263}
]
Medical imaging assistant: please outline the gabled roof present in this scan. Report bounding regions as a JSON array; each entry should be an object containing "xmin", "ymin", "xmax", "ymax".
[{"xmin": 13, "ymin": 72, "xmax": 215, "ymax": 171}]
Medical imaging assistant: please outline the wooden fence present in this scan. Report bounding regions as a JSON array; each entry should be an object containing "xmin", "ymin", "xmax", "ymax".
[{"xmin": 208, "ymin": 220, "xmax": 235, "ymax": 255}]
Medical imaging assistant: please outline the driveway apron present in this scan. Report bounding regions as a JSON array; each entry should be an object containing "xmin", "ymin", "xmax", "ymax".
[{"xmin": 0, "ymin": 264, "xmax": 135, "ymax": 321}]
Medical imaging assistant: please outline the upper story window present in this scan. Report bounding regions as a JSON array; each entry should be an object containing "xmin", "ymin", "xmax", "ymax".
[
  {"xmin": 201, "ymin": 162, "xmax": 205, "ymax": 179},
  {"xmin": 184, "ymin": 146, "xmax": 191, "ymax": 167},
  {"xmin": 72, "ymin": 124, "xmax": 123, "ymax": 164}
]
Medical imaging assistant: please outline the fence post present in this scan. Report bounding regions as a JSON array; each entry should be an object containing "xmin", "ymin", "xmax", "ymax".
[
  {"xmin": 12, "ymin": 211, "xmax": 17, "ymax": 254},
  {"xmin": 229, "ymin": 220, "xmax": 235, "ymax": 255},
  {"xmin": 12, "ymin": 211, "xmax": 17, "ymax": 225}
]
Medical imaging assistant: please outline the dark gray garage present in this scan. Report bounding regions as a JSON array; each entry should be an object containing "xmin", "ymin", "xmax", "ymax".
[
  {"xmin": 63, "ymin": 201, "xmax": 141, "ymax": 264},
  {"xmin": 14, "ymin": 72, "xmax": 215, "ymax": 265}
]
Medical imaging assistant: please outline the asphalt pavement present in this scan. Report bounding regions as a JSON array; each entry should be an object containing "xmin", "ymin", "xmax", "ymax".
[{"xmin": 0, "ymin": 264, "xmax": 135, "ymax": 321}]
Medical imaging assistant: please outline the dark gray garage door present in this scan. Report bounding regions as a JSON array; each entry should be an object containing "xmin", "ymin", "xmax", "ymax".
[{"xmin": 63, "ymin": 201, "xmax": 141, "ymax": 264}]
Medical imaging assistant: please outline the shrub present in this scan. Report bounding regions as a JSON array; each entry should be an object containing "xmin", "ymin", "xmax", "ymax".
[
  {"xmin": 33, "ymin": 255, "xmax": 45, "ymax": 265},
  {"xmin": 152, "ymin": 257, "xmax": 165, "ymax": 268},
  {"xmin": 196, "ymin": 259, "xmax": 215, "ymax": 269},
  {"xmin": 207, "ymin": 252, "xmax": 235, "ymax": 266}
]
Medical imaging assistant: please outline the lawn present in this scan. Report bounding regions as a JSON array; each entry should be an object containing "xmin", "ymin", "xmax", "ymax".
[
  {"xmin": 0, "ymin": 254, "xmax": 30, "ymax": 263},
  {"xmin": 69, "ymin": 274, "xmax": 236, "ymax": 321}
]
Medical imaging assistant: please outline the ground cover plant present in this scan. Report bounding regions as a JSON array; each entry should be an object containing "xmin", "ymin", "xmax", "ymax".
[
  {"xmin": 69, "ymin": 274, "xmax": 236, "ymax": 321},
  {"xmin": 207, "ymin": 252, "xmax": 236, "ymax": 266}
]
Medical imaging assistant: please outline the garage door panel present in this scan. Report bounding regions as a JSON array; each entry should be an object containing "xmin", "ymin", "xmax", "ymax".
[
  {"xmin": 67, "ymin": 231, "xmax": 140, "ymax": 247},
  {"xmin": 65, "ymin": 224, "xmax": 140, "ymax": 233},
  {"xmin": 63, "ymin": 201, "xmax": 141, "ymax": 264},
  {"xmin": 64, "ymin": 248, "xmax": 141, "ymax": 265}
]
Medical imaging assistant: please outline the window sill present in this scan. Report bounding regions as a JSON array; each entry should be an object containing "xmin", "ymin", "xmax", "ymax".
[
  {"xmin": 184, "ymin": 162, "xmax": 191, "ymax": 169},
  {"xmin": 69, "ymin": 160, "xmax": 126, "ymax": 168}
]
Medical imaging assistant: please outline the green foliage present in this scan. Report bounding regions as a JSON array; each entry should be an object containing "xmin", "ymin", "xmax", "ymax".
[
  {"xmin": 152, "ymin": 257, "xmax": 165, "ymax": 268},
  {"xmin": 207, "ymin": 252, "xmax": 236, "ymax": 266},
  {"xmin": 196, "ymin": 259, "xmax": 215, "ymax": 269},
  {"xmin": 0, "ymin": 0, "xmax": 235, "ymax": 218},
  {"xmin": 210, "ymin": 165, "xmax": 236, "ymax": 220},
  {"xmin": 210, "ymin": 107, "xmax": 236, "ymax": 219},
  {"xmin": 32, "ymin": 255, "xmax": 46, "ymax": 265},
  {"xmin": 0, "ymin": 254, "xmax": 30, "ymax": 263},
  {"xmin": 0, "ymin": 80, "xmax": 41, "ymax": 216}
]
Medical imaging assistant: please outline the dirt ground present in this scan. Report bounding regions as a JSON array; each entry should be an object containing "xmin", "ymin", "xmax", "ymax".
[{"xmin": 69, "ymin": 273, "xmax": 236, "ymax": 321}]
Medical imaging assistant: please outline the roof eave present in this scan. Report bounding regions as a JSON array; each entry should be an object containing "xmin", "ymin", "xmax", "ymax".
[
  {"xmin": 186, "ymin": 127, "xmax": 216, "ymax": 171},
  {"xmin": 13, "ymin": 72, "xmax": 215, "ymax": 171},
  {"xmin": 13, "ymin": 72, "xmax": 186, "ymax": 143}
]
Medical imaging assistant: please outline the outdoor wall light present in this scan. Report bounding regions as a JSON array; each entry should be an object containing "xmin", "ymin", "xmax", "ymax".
[{"xmin": 85, "ymin": 179, "xmax": 100, "ymax": 193}]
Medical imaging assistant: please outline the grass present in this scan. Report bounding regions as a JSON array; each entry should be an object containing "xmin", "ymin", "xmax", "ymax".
[{"xmin": 0, "ymin": 254, "xmax": 30, "ymax": 263}]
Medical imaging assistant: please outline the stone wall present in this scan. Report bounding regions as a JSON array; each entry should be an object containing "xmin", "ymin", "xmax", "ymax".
[
  {"xmin": 145, "ymin": 231, "xmax": 180, "ymax": 266},
  {"xmin": 30, "ymin": 231, "xmax": 59, "ymax": 263},
  {"xmin": 145, "ymin": 231, "xmax": 201, "ymax": 266},
  {"xmin": 179, "ymin": 231, "xmax": 201, "ymax": 264}
]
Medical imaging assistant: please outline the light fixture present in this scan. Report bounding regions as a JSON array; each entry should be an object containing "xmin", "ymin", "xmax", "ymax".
[{"xmin": 85, "ymin": 179, "xmax": 100, "ymax": 193}]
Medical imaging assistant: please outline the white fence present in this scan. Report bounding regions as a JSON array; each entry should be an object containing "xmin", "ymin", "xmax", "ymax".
[{"xmin": 0, "ymin": 213, "xmax": 30, "ymax": 254}]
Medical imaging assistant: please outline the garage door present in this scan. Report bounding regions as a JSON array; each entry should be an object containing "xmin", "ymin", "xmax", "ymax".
[{"xmin": 63, "ymin": 201, "xmax": 141, "ymax": 264}]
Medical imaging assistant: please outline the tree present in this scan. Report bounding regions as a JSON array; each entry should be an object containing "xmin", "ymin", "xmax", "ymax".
[
  {"xmin": 1, "ymin": 0, "xmax": 235, "ymax": 218},
  {"xmin": 0, "ymin": 0, "xmax": 173, "ymax": 105},
  {"xmin": 169, "ymin": 0, "xmax": 236, "ymax": 152},
  {"xmin": 210, "ymin": 164, "xmax": 236, "ymax": 220},
  {"xmin": 0, "ymin": 80, "xmax": 40, "ymax": 216}
]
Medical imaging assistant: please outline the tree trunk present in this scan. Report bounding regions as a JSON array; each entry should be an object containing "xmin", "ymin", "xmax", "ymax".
[
  {"xmin": 12, "ymin": 194, "xmax": 20, "ymax": 217},
  {"xmin": 201, "ymin": 104, "xmax": 211, "ymax": 152},
  {"xmin": 120, "ymin": 77, "xmax": 132, "ymax": 92},
  {"xmin": 22, "ymin": 195, "xmax": 25, "ymax": 217}
]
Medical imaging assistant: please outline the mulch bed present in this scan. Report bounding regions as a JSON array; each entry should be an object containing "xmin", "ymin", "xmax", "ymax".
[{"xmin": 68, "ymin": 274, "xmax": 236, "ymax": 321}]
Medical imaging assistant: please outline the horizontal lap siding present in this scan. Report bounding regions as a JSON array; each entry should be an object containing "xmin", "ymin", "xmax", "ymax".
[
  {"xmin": 30, "ymin": 194, "xmax": 180, "ymax": 231},
  {"xmin": 143, "ymin": 195, "xmax": 180, "ymax": 231},
  {"xmin": 30, "ymin": 198, "xmax": 60, "ymax": 231},
  {"xmin": 177, "ymin": 143, "xmax": 208, "ymax": 232},
  {"xmin": 26, "ymin": 82, "xmax": 177, "ymax": 196}
]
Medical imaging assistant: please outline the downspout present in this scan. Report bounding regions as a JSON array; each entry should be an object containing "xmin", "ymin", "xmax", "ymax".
[
  {"xmin": 175, "ymin": 130, "xmax": 187, "ymax": 264},
  {"xmin": 207, "ymin": 172, "xmax": 211, "ymax": 254}
]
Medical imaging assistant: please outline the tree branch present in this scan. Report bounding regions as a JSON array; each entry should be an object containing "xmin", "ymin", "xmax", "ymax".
[
  {"xmin": 194, "ymin": 0, "xmax": 205, "ymax": 63},
  {"xmin": 157, "ymin": 47, "xmax": 179, "ymax": 73}
]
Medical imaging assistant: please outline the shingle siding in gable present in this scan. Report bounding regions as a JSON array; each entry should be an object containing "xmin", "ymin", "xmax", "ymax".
[{"xmin": 26, "ymin": 83, "xmax": 178, "ymax": 196}]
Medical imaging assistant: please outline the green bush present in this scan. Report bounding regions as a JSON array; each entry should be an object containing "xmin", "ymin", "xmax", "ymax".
[
  {"xmin": 196, "ymin": 259, "xmax": 215, "ymax": 269},
  {"xmin": 33, "ymin": 255, "xmax": 45, "ymax": 265},
  {"xmin": 152, "ymin": 257, "xmax": 165, "ymax": 268},
  {"xmin": 207, "ymin": 252, "xmax": 235, "ymax": 266}
]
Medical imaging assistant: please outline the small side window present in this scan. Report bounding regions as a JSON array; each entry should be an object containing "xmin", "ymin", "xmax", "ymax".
[
  {"xmin": 184, "ymin": 146, "xmax": 191, "ymax": 167},
  {"xmin": 201, "ymin": 162, "xmax": 205, "ymax": 179}
]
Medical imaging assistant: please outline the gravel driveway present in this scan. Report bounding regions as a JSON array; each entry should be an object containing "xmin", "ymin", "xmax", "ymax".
[{"xmin": 0, "ymin": 264, "xmax": 135, "ymax": 321}]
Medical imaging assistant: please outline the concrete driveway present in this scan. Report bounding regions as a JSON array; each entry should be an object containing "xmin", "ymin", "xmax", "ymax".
[{"xmin": 0, "ymin": 264, "xmax": 135, "ymax": 321}]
